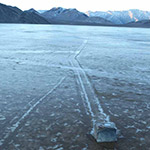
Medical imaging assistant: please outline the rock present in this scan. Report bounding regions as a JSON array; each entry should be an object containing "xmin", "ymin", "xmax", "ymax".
[{"xmin": 92, "ymin": 122, "xmax": 117, "ymax": 143}]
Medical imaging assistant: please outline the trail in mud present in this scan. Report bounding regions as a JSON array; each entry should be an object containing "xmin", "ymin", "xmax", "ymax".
[
  {"xmin": 69, "ymin": 39, "xmax": 111, "ymax": 133},
  {"xmin": 0, "ymin": 77, "xmax": 66, "ymax": 148}
]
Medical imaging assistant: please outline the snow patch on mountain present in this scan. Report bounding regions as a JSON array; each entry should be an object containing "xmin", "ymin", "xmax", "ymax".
[
  {"xmin": 41, "ymin": 7, "xmax": 112, "ymax": 25},
  {"xmin": 86, "ymin": 9, "xmax": 150, "ymax": 24}
]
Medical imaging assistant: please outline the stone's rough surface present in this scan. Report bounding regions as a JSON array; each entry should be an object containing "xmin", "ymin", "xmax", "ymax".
[{"xmin": 93, "ymin": 122, "xmax": 117, "ymax": 143}]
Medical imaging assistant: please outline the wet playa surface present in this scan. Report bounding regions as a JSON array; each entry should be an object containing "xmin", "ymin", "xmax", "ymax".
[{"xmin": 0, "ymin": 24, "xmax": 150, "ymax": 150}]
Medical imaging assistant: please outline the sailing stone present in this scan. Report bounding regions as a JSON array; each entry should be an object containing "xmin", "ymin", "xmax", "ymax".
[{"xmin": 93, "ymin": 122, "xmax": 117, "ymax": 143}]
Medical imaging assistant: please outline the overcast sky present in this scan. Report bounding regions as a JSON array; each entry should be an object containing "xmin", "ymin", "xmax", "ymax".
[{"xmin": 1, "ymin": 0, "xmax": 150, "ymax": 12}]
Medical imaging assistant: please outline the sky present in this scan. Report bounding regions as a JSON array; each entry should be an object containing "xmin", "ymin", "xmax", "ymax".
[{"xmin": 0, "ymin": 0, "xmax": 150, "ymax": 12}]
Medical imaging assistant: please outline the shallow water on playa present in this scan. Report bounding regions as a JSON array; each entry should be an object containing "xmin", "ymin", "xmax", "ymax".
[{"xmin": 0, "ymin": 24, "xmax": 150, "ymax": 150}]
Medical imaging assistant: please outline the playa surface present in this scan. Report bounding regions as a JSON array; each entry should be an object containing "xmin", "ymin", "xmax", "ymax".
[{"xmin": 0, "ymin": 24, "xmax": 150, "ymax": 150}]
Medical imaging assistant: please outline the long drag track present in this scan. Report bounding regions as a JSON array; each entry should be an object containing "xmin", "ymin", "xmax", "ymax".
[
  {"xmin": 0, "ymin": 77, "xmax": 66, "ymax": 149},
  {"xmin": 69, "ymin": 39, "xmax": 111, "ymax": 131}
]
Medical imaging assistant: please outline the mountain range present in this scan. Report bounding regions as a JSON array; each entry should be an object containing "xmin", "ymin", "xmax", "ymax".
[
  {"xmin": 40, "ymin": 7, "xmax": 112, "ymax": 25},
  {"xmin": 0, "ymin": 3, "xmax": 150, "ymax": 27},
  {"xmin": 86, "ymin": 9, "xmax": 150, "ymax": 24}
]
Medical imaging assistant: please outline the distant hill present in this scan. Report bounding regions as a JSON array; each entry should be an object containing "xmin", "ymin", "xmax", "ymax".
[
  {"xmin": 126, "ymin": 20, "xmax": 150, "ymax": 28},
  {"xmin": 18, "ymin": 11, "xmax": 50, "ymax": 24},
  {"xmin": 41, "ymin": 7, "xmax": 112, "ymax": 25},
  {"xmin": 86, "ymin": 9, "xmax": 150, "ymax": 25},
  {"xmin": 0, "ymin": 3, "xmax": 49, "ymax": 24}
]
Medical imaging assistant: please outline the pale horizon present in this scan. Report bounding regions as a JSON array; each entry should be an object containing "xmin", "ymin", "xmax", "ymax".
[{"xmin": 0, "ymin": 0, "xmax": 150, "ymax": 12}]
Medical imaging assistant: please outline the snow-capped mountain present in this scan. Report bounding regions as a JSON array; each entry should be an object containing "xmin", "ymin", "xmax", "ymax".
[
  {"xmin": 86, "ymin": 9, "xmax": 150, "ymax": 24},
  {"xmin": 41, "ymin": 7, "xmax": 112, "ymax": 25},
  {"xmin": 41, "ymin": 7, "xmax": 89, "ymax": 23},
  {"xmin": 38, "ymin": 10, "xmax": 48, "ymax": 14}
]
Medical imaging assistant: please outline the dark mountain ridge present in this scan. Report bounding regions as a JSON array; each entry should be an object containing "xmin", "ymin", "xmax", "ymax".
[
  {"xmin": 126, "ymin": 20, "xmax": 150, "ymax": 28},
  {"xmin": 0, "ymin": 3, "xmax": 49, "ymax": 24},
  {"xmin": 0, "ymin": 3, "xmax": 22, "ymax": 23}
]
